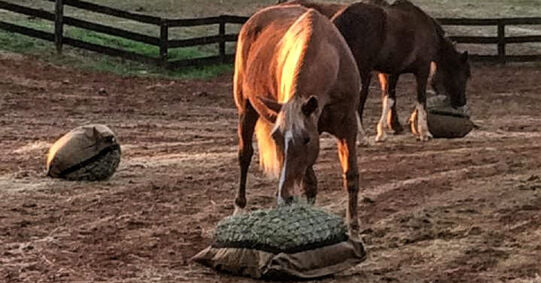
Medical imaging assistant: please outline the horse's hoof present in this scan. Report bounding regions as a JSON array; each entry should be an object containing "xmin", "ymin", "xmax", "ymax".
[
  {"xmin": 348, "ymin": 227, "xmax": 361, "ymax": 241},
  {"xmin": 391, "ymin": 124, "xmax": 405, "ymax": 135},
  {"xmin": 375, "ymin": 134, "xmax": 386, "ymax": 143},
  {"xmin": 357, "ymin": 136, "xmax": 372, "ymax": 147},
  {"xmin": 418, "ymin": 134, "xmax": 433, "ymax": 142},
  {"xmin": 233, "ymin": 205, "xmax": 246, "ymax": 215}
]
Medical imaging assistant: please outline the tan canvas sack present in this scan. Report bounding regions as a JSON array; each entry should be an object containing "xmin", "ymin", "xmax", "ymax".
[
  {"xmin": 46, "ymin": 124, "xmax": 121, "ymax": 181},
  {"xmin": 409, "ymin": 95, "xmax": 474, "ymax": 138},
  {"xmin": 192, "ymin": 205, "xmax": 366, "ymax": 279}
]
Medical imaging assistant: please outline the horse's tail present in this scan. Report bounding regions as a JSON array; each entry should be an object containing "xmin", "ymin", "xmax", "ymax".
[{"xmin": 255, "ymin": 118, "xmax": 282, "ymax": 178}]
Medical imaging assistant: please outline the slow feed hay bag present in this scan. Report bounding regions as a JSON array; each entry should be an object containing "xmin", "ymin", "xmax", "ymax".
[
  {"xmin": 193, "ymin": 205, "xmax": 366, "ymax": 279},
  {"xmin": 409, "ymin": 95, "xmax": 474, "ymax": 138},
  {"xmin": 46, "ymin": 124, "xmax": 121, "ymax": 181}
]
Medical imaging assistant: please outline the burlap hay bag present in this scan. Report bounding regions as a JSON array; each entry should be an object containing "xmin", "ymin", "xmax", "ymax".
[
  {"xmin": 192, "ymin": 204, "xmax": 366, "ymax": 280},
  {"xmin": 409, "ymin": 95, "xmax": 474, "ymax": 138},
  {"xmin": 46, "ymin": 124, "xmax": 121, "ymax": 181}
]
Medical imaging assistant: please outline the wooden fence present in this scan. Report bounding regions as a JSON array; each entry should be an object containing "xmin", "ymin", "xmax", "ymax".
[
  {"xmin": 0, "ymin": 0, "xmax": 245, "ymax": 69},
  {"xmin": 439, "ymin": 17, "xmax": 541, "ymax": 63},
  {"xmin": 1, "ymin": 0, "xmax": 541, "ymax": 68}
]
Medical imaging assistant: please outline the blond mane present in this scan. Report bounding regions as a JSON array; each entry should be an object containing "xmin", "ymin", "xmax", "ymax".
[
  {"xmin": 257, "ymin": 9, "xmax": 321, "ymax": 178},
  {"xmin": 276, "ymin": 9, "xmax": 319, "ymax": 103}
]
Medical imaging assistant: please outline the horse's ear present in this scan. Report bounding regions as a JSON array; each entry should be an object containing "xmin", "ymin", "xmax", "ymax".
[
  {"xmin": 258, "ymin": 96, "xmax": 283, "ymax": 113},
  {"xmin": 461, "ymin": 51, "xmax": 469, "ymax": 62},
  {"xmin": 302, "ymin": 96, "xmax": 318, "ymax": 116}
]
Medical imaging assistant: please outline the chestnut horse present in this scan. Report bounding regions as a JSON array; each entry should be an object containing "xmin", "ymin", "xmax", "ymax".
[
  {"xmin": 233, "ymin": 5, "xmax": 362, "ymax": 234},
  {"xmin": 280, "ymin": 0, "xmax": 471, "ymax": 142}
]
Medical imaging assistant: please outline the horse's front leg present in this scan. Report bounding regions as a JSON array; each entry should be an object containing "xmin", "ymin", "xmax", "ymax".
[
  {"xmin": 387, "ymin": 74, "xmax": 404, "ymax": 134},
  {"xmin": 336, "ymin": 118, "xmax": 360, "ymax": 238},
  {"xmin": 414, "ymin": 67, "xmax": 433, "ymax": 141},
  {"xmin": 234, "ymin": 104, "xmax": 258, "ymax": 215},
  {"xmin": 376, "ymin": 73, "xmax": 402, "ymax": 141},
  {"xmin": 376, "ymin": 73, "xmax": 391, "ymax": 142},
  {"xmin": 303, "ymin": 166, "xmax": 317, "ymax": 204}
]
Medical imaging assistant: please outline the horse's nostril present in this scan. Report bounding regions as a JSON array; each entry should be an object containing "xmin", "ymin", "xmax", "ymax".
[
  {"xmin": 303, "ymin": 137, "xmax": 310, "ymax": 144},
  {"xmin": 285, "ymin": 197, "xmax": 295, "ymax": 205}
]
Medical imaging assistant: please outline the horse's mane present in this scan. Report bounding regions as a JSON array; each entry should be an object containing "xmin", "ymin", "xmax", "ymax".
[
  {"xmin": 431, "ymin": 18, "xmax": 459, "ymax": 65},
  {"xmin": 277, "ymin": 8, "xmax": 320, "ymax": 103},
  {"xmin": 388, "ymin": 0, "xmax": 454, "ymax": 62}
]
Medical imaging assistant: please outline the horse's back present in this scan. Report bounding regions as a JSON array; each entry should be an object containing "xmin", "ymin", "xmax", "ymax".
[
  {"xmin": 278, "ymin": 0, "xmax": 346, "ymax": 18},
  {"xmin": 235, "ymin": 6, "xmax": 359, "ymax": 107},
  {"xmin": 331, "ymin": 2, "xmax": 386, "ymax": 72}
]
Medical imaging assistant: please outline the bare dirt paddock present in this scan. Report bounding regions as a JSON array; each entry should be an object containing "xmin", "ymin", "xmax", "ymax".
[{"xmin": 1, "ymin": 52, "xmax": 540, "ymax": 282}]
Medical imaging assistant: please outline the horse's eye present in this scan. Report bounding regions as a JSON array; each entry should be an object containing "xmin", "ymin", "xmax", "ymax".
[{"xmin": 303, "ymin": 136, "xmax": 310, "ymax": 145}]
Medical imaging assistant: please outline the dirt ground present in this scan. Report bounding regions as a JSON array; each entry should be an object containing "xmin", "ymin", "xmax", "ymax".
[{"xmin": 1, "ymin": 51, "xmax": 540, "ymax": 282}]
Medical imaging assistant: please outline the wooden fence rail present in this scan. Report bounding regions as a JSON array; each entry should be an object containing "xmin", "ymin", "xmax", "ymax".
[
  {"xmin": 1, "ymin": 0, "xmax": 540, "ymax": 68},
  {"xmin": 439, "ymin": 17, "xmax": 541, "ymax": 63}
]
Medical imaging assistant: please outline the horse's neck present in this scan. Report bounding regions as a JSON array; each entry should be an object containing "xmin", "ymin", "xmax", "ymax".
[{"xmin": 437, "ymin": 37, "xmax": 457, "ymax": 65}]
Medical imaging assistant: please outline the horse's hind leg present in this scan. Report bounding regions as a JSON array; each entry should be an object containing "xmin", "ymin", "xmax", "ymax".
[
  {"xmin": 357, "ymin": 72, "xmax": 371, "ymax": 131},
  {"xmin": 375, "ymin": 73, "xmax": 392, "ymax": 142},
  {"xmin": 303, "ymin": 166, "xmax": 317, "ymax": 204},
  {"xmin": 357, "ymin": 72, "xmax": 371, "ymax": 144},
  {"xmin": 336, "ymin": 115, "xmax": 360, "ymax": 238},
  {"xmin": 387, "ymin": 74, "xmax": 404, "ymax": 134},
  {"xmin": 414, "ymin": 67, "xmax": 433, "ymax": 141},
  {"xmin": 234, "ymin": 103, "xmax": 258, "ymax": 214}
]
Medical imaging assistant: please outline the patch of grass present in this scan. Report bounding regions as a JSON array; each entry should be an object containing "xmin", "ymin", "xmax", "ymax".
[{"xmin": 0, "ymin": 18, "xmax": 231, "ymax": 79}]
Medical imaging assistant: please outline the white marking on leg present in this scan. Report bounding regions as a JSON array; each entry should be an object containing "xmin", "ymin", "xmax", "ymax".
[
  {"xmin": 385, "ymin": 98, "xmax": 395, "ymax": 131},
  {"xmin": 416, "ymin": 103, "xmax": 433, "ymax": 141},
  {"xmin": 356, "ymin": 113, "xmax": 370, "ymax": 146},
  {"xmin": 408, "ymin": 109, "xmax": 419, "ymax": 136},
  {"xmin": 376, "ymin": 95, "xmax": 392, "ymax": 142},
  {"xmin": 429, "ymin": 61, "xmax": 437, "ymax": 82},
  {"xmin": 233, "ymin": 205, "xmax": 245, "ymax": 215}
]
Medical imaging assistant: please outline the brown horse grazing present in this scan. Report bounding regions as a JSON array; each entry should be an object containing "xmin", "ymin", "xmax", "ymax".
[
  {"xmin": 281, "ymin": 0, "xmax": 471, "ymax": 142},
  {"xmin": 233, "ymin": 5, "xmax": 362, "ymax": 234}
]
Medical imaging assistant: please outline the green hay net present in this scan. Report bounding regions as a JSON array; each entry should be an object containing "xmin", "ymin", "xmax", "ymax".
[{"xmin": 213, "ymin": 204, "xmax": 347, "ymax": 253}]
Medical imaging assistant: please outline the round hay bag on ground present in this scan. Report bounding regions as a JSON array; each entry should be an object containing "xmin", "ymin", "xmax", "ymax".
[
  {"xmin": 409, "ymin": 95, "xmax": 474, "ymax": 138},
  {"xmin": 46, "ymin": 124, "xmax": 121, "ymax": 181},
  {"xmin": 192, "ymin": 204, "xmax": 366, "ymax": 280}
]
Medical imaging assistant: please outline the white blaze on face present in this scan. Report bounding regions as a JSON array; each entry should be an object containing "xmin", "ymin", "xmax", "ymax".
[
  {"xmin": 416, "ymin": 103, "xmax": 433, "ymax": 141},
  {"xmin": 376, "ymin": 96, "xmax": 394, "ymax": 142},
  {"xmin": 277, "ymin": 130, "xmax": 293, "ymax": 204}
]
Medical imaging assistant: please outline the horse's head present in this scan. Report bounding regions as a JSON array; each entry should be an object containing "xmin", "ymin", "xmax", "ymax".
[
  {"xmin": 432, "ymin": 50, "xmax": 471, "ymax": 108},
  {"xmin": 261, "ymin": 95, "xmax": 320, "ymax": 204}
]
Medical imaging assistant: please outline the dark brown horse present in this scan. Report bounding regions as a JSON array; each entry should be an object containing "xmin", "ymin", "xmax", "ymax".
[
  {"xmin": 277, "ymin": 0, "xmax": 346, "ymax": 18},
  {"xmin": 281, "ymin": 0, "xmax": 471, "ymax": 142},
  {"xmin": 233, "ymin": 5, "xmax": 362, "ymax": 234}
]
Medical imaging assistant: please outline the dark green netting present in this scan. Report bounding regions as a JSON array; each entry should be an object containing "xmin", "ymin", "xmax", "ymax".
[
  {"xmin": 61, "ymin": 145, "xmax": 121, "ymax": 181},
  {"xmin": 213, "ymin": 204, "xmax": 347, "ymax": 253}
]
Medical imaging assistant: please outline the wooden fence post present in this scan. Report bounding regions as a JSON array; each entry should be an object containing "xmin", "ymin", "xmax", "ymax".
[
  {"xmin": 159, "ymin": 19, "xmax": 168, "ymax": 68},
  {"xmin": 219, "ymin": 16, "xmax": 226, "ymax": 63},
  {"xmin": 54, "ymin": 0, "xmax": 64, "ymax": 54},
  {"xmin": 497, "ymin": 20, "xmax": 506, "ymax": 64}
]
